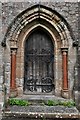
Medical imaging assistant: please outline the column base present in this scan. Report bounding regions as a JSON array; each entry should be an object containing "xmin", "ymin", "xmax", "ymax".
[
  {"xmin": 61, "ymin": 89, "xmax": 69, "ymax": 99},
  {"xmin": 9, "ymin": 88, "xmax": 18, "ymax": 98}
]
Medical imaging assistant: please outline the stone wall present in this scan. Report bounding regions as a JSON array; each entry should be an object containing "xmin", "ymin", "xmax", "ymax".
[{"xmin": 0, "ymin": 0, "xmax": 80, "ymax": 116}]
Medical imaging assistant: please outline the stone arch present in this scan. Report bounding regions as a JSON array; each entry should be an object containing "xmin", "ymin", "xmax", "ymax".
[
  {"xmin": 2, "ymin": 4, "xmax": 75, "ymax": 98},
  {"xmin": 2, "ymin": 4, "xmax": 70, "ymax": 48}
]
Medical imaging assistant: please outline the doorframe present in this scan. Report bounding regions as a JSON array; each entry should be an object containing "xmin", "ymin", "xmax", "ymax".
[{"xmin": 19, "ymin": 24, "xmax": 59, "ymax": 96}]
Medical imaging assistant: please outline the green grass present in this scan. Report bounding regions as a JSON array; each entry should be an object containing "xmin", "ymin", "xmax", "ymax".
[
  {"xmin": 8, "ymin": 98, "xmax": 31, "ymax": 106},
  {"xmin": 44, "ymin": 100, "xmax": 75, "ymax": 107},
  {"xmin": 8, "ymin": 98, "xmax": 75, "ymax": 108}
]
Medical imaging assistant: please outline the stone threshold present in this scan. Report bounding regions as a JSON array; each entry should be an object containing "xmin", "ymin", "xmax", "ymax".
[
  {"xmin": 14, "ymin": 94, "xmax": 73, "ymax": 103},
  {"xmin": 2, "ymin": 104, "xmax": 79, "ymax": 119}
]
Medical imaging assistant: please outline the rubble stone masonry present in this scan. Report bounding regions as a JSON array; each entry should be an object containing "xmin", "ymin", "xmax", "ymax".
[{"xmin": 0, "ymin": 0, "xmax": 80, "ymax": 119}]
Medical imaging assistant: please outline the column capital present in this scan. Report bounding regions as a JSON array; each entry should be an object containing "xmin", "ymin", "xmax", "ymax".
[
  {"xmin": 10, "ymin": 46, "xmax": 18, "ymax": 54},
  {"xmin": 61, "ymin": 47, "xmax": 68, "ymax": 52},
  {"xmin": 10, "ymin": 46, "xmax": 18, "ymax": 50}
]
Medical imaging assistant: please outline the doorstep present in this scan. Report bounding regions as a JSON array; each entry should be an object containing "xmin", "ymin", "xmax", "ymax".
[{"xmin": 2, "ymin": 105, "xmax": 79, "ymax": 119}]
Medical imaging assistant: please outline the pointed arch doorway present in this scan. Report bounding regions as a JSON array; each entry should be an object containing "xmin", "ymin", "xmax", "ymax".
[{"xmin": 24, "ymin": 28, "xmax": 54, "ymax": 94}]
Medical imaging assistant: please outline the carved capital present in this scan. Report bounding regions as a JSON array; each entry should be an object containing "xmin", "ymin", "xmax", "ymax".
[
  {"xmin": 10, "ymin": 47, "xmax": 18, "ymax": 54},
  {"xmin": 61, "ymin": 47, "xmax": 68, "ymax": 52}
]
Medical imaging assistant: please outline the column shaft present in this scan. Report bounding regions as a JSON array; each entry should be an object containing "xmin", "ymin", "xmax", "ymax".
[
  {"xmin": 62, "ymin": 51, "xmax": 68, "ymax": 90},
  {"xmin": 10, "ymin": 50, "xmax": 16, "ymax": 90}
]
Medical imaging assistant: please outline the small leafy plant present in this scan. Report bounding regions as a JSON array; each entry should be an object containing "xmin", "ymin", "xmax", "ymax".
[
  {"xmin": 59, "ymin": 100, "xmax": 75, "ymax": 107},
  {"xmin": 44, "ymin": 100, "xmax": 75, "ymax": 107},
  {"xmin": 8, "ymin": 98, "xmax": 31, "ymax": 106},
  {"xmin": 44, "ymin": 100, "xmax": 59, "ymax": 106}
]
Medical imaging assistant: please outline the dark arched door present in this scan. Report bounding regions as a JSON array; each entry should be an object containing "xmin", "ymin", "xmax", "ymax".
[{"xmin": 24, "ymin": 29, "xmax": 54, "ymax": 94}]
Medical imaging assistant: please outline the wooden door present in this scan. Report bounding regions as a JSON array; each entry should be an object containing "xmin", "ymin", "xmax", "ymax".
[{"xmin": 24, "ymin": 29, "xmax": 54, "ymax": 94}]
